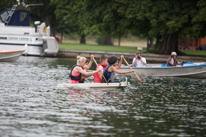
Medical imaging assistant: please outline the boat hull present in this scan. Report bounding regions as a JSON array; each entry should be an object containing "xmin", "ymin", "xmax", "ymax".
[
  {"xmin": 0, "ymin": 43, "xmax": 43, "ymax": 56},
  {"xmin": 120, "ymin": 64, "xmax": 206, "ymax": 79},
  {"xmin": 0, "ymin": 50, "xmax": 24, "ymax": 62},
  {"xmin": 57, "ymin": 81, "xmax": 130, "ymax": 90}
]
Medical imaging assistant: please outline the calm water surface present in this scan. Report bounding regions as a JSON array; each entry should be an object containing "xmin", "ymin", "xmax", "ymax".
[{"xmin": 0, "ymin": 56, "xmax": 206, "ymax": 137}]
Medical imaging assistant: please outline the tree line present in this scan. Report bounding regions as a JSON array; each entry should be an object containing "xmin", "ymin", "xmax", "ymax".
[{"xmin": 1, "ymin": 0, "xmax": 206, "ymax": 55}]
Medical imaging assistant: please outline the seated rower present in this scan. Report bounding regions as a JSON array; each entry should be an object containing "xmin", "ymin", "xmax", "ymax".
[
  {"xmin": 101, "ymin": 55, "xmax": 134, "ymax": 83},
  {"xmin": 167, "ymin": 52, "xmax": 183, "ymax": 67},
  {"xmin": 69, "ymin": 55, "xmax": 100, "ymax": 84},
  {"xmin": 79, "ymin": 60, "xmax": 89, "ymax": 83},
  {"xmin": 94, "ymin": 56, "xmax": 108, "ymax": 83}
]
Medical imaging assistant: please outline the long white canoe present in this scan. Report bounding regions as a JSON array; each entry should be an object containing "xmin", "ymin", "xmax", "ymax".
[
  {"xmin": 120, "ymin": 62, "xmax": 206, "ymax": 79},
  {"xmin": 57, "ymin": 79, "xmax": 130, "ymax": 90}
]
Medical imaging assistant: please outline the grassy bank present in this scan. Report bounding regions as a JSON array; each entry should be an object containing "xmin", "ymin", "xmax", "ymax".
[
  {"xmin": 59, "ymin": 43, "xmax": 206, "ymax": 57},
  {"xmin": 60, "ymin": 33, "xmax": 147, "ymax": 47},
  {"xmin": 59, "ymin": 43, "xmax": 141, "ymax": 53},
  {"xmin": 179, "ymin": 50, "xmax": 206, "ymax": 57}
]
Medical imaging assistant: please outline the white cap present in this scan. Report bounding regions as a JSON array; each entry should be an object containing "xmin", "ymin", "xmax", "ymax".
[{"xmin": 171, "ymin": 52, "xmax": 177, "ymax": 56}]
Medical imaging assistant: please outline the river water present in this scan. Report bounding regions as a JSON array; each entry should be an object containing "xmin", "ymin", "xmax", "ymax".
[{"xmin": 0, "ymin": 56, "xmax": 206, "ymax": 137}]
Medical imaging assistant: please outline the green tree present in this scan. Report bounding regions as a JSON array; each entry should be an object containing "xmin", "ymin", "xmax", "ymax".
[
  {"xmin": 56, "ymin": 20, "xmax": 79, "ymax": 43},
  {"xmin": 84, "ymin": 0, "xmax": 206, "ymax": 54},
  {"xmin": 84, "ymin": 0, "xmax": 131, "ymax": 46},
  {"xmin": 54, "ymin": 0, "xmax": 120, "ymax": 45},
  {"xmin": 25, "ymin": 0, "xmax": 57, "ymax": 36},
  {"xmin": 52, "ymin": 0, "xmax": 88, "ymax": 44},
  {"xmin": 0, "ymin": 0, "xmax": 15, "ymax": 12},
  {"xmin": 119, "ymin": 0, "xmax": 206, "ymax": 54},
  {"xmin": 192, "ymin": 0, "xmax": 206, "ymax": 38}
]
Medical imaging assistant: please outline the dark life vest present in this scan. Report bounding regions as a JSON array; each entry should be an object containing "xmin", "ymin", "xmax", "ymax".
[
  {"xmin": 101, "ymin": 64, "xmax": 115, "ymax": 83},
  {"xmin": 69, "ymin": 64, "xmax": 82, "ymax": 81}
]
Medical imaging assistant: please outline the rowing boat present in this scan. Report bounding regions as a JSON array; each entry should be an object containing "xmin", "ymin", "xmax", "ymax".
[
  {"xmin": 57, "ymin": 78, "xmax": 130, "ymax": 90},
  {"xmin": 0, "ymin": 50, "xmax": 24, "ymax": 62},
  {"xmin": 120, "ymin": 62, "xmax": 206, "ymax": 79}
]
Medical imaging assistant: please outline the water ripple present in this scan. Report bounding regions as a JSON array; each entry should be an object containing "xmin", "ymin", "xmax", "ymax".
[{"xmin": 0, "ymin": 56, "xmax": 206, "ymax": 136}]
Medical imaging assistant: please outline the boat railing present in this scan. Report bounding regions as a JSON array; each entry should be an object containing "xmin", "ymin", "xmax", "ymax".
[{"xmin": 4, "ymin": 5, "xmax": 17, "ymax": 26}]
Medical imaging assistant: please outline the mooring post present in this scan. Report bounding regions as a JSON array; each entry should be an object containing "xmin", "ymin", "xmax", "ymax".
[{"xmin": 147, "ymin": 39, "xmax": 150, "ymax": 53}]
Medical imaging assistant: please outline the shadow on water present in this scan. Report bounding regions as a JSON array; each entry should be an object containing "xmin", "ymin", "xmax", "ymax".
[{"xmin": 0, "ymin": 56, "xmax": 206, "ymax": 136}]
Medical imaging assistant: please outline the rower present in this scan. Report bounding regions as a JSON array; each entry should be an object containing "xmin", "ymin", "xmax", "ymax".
[
  {"xmin": 101, "ymin": 55, "xmax": 134, "ymax": 83},
  {"xmin": 167, "ymin": 52, "xmax": 184, "ymax": 67},
  {"xmin": 79, "ymin": 60, "xmax": 89, "ymax": 83},
  {"xmin": 94, "ymin": 56, "xmax": 108, "ymax": 83},
  {"xmin": 69, "ymin": 55, "xmax": 100, "ymax": 84}
]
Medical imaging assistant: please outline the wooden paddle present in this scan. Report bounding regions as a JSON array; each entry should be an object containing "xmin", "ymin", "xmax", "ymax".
[
  {"xmin": 92, "ymin": 57, "xmax": 109, "ymax": 85},
  {"xmin": 123, "ymin": 57, "xmax": 143, "ymax": 85}
]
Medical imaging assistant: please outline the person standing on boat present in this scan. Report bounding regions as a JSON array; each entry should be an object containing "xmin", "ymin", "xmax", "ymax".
[
  {"xmin": 167, "ymin": 52, "xmax": 183, "ymax": 67},
  {"xmin": 101, "ymin": 55, "xmax": 134, "ymax": 83},
  {"xmin": 132, "ymin": 52, "xmax": 147, "ymax": 67},
  {"xmin": 94, "ymin": 56, "xmax": 108, "ymax": 83},
  {"xmin": 69, "ymin": 55, "xmax": 100, "ymax": 84}
]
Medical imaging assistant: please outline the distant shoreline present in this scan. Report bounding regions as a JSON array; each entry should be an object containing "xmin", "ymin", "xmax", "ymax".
[{"xmin": 57, "ymin": 50, "xmax": 206, "ymax": 63}]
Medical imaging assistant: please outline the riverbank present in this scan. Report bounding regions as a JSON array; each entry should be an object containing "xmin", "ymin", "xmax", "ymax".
[{"xmin": 57, "ymin": 49, "xmax": 206, "ymax": 63}]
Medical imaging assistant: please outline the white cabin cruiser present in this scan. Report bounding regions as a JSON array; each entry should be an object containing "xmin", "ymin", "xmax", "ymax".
[{"xmin": 0, "ymin": 1, "xmax": 59, "ymax": 56}]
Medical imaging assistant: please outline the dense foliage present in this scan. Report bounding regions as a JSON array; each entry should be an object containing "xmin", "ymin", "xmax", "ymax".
[{"xmin": 83, "ymin": 0, "xmax": 206, "ymax": 54}]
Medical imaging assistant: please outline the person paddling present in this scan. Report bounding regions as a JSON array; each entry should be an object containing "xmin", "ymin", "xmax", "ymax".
[
  {"xmin": 69, "ymin": 55, "xmax": 100, "ymax": 84},
  {"xmin": 101, "ymin": 55, "xmax": 134, "ymax": 83},
  {"xmin": 94, "ymin": 56, "xmax": 108, "ymax": 83},
  {"xmin": 79, "ymin": 60, "xmax": 89, "ymax": 83}
]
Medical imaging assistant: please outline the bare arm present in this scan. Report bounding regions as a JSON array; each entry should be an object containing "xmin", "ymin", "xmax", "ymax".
[
  {"xmin": 84, "ymin": 60, "xmax": 93, "ymax": 69},
  {"xmin": 177, "ymin": 61, "xmax": 182, "ymax": 65},
  {"xmin": 76, "ymin": 67, "xmax": 100, "ymax": 77},
  {"xmin": 116, "ymin": 55, "xmax": 123, "ymax": 69},
  {"xmin": 170, "ymin": 58, "xmax": 174, "ymax": 65},
  {"xmin": 97, "ymin": 66, "xmax": 104, "ymax": 80},
  {"xmin": 132, "ymin": 58, "xmax": 137, "ymax": 66},
  {"xmin": 98, "ymin": 71, "xmax": 103, "ymax": 80},
  {"xmin": 132, "ymin": 55, "xmax": 138, "ymax": 66},
  {"xmin": 141, "ymin": 59, "xmax": 146, "ymax": 65},
  {"xmin": 112, "ymin": 66, "xmax": 134, "ymax": 74},
  {"xmin": 83, "ymin": 55, "xmax": 94, "ymax": 69},
  {"xmin": 85, "ymin": 69, "xmax": 90, "ymax": 78}
]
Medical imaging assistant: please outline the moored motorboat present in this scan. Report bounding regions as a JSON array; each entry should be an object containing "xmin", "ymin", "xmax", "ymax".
[
  {"xmin": 57, "ymin": 79, "xmax": 130, "ymax": 90},
  {"xmin": 0, "ymin": 50, "xmax": 24, "ymax": 62},
  {"xmin": 120, "ymin": 62, "xmax": 206, "ymax": 79},
  {"xmin": 0, "ymin": 0, "xmax": 59, "ymax": 56}
]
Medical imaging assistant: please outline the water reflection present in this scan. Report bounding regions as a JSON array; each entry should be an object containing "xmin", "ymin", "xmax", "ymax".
[
  {"xmin": 0, "ymin": 56, "xmax": 205, "ymax": 136},
  {"xmin": 66, "ymin": 87, "xmax": 144, "ymax": 136}
]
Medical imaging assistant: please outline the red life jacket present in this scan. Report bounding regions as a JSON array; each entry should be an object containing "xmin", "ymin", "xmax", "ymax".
[{"xmin": 94, "ymin": 64, "xmax": 106, "ymax": 83}]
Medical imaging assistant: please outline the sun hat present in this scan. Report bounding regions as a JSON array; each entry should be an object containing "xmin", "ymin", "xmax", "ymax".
[
  {"xmin": 171, "ymin": 52, "xmax": 177, "ymax": 56},
  {"xmin": 107, "ymin": 56, "xmax": 118, "ymax": 64}
]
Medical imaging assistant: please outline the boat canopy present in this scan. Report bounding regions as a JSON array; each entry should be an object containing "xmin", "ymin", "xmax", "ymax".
[{"xmin": 0, "ymin": 9, "xmax": 30, "ymax": 26}]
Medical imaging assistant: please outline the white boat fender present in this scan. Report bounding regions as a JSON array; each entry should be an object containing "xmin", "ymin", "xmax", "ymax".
[
  {"xmin": 42, "ymin": 26, "xmax": 47, "ymax": 32},
  {"xmin": 125, "ymin": 77, "xmax": 128, "ymax": 85},
  {"xmin": 24, "ymin": 44, "xmax": 28, "ymax": 55}
]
